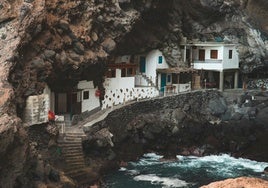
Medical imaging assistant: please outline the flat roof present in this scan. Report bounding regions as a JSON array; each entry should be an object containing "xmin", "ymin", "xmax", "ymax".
[{"xmin": 181, "ymin": 42, "xmax": 235, "ymax": 47}]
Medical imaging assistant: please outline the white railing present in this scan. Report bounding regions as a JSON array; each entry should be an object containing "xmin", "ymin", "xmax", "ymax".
[
  {"xmin": 194, "ymin": 59, "xmax": 222, "ymax": 64},
  {"xmin": 55, "ymin": 115, "xmax": 65, "ymax": 134},
  {"xmin": 163, "ymin": 82, "xmax": 191, "ymax": 96},
  {"xmin": 135, "ymin": 74, "xmax": 148, "ymax": 86},
  {"xmin": 135, "ymin": 74, "xmax": 155, "ymax": 87}
]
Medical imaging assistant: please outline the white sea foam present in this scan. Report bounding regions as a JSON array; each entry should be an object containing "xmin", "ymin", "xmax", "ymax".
[
  {"xmin": 119, "ymin": 167, "xmax": 127, "ymax": 171},
  {"xmin": 169, "ymin": 154, "xmax": 268, "ymax": 174},
  {"xmin": 130, "ymin": 153, "xmax": 164, "ymax": 166},
  {"xmin": 127, "ymin": 169, "xmax": 140, "ymax": 175},
  {"xmin": 143, "ymin": 153, "xmax": 164, "ymax": 159},
  {"xmin": 133, "ymin": 174, "xmax": 190, "ymax": 188}
]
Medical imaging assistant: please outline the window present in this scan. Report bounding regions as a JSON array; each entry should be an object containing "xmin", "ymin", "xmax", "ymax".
[
  {"xmin": 167, "ymin": 74, "xmax": 171, "ymax": 83},
  {"xmin": 158, "ymin": 56, "xmax": 163, "ymax": 64},
  {"xmin": 229, "ymin": 50, "xmax": 233, "ymax": 59},
  {"xmin": 83, "ymin": 91, "xmax": 89, "ymax": 100},
  {"xmin": 121, "ymin": 68, "xmax": 126, "ymax": 77},
  {"xmin": 127, "ymin": 68, "xmax": 133, "ymax": 76},
  {"xmin": 106, "ymin": 69, "xmax": 116, "ymax": 78},
  {"xmin": 210, "ymin": 50, "xmax": 218, "ymax": 59}
]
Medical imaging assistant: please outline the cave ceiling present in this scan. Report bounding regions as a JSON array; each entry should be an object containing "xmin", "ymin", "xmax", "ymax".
[{"xmin": 0, "ymin": 0, "xmax": 268, "ymax": 113}]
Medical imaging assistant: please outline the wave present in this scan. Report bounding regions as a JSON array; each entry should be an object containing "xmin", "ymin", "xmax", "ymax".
[
  {"xmin": 172, "ymin": 154, "xmax": 268, "ymax": 173},
  {"xmin": 133, "ymin": 174, "xmax": 191, "ymax": 188}
]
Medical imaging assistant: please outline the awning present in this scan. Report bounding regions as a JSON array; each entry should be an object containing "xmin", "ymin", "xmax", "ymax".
[{"xmin": 157, "ymin": 67, "xmax": 198, "ymax": 74}]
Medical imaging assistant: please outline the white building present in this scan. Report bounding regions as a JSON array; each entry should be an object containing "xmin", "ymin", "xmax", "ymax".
[
  {"xmin": 135, "ymin": 50, "xmax": 169, "ymax": 89},
  {"xmin": 102, "ymin": 54, "xmax": 159, "ymax": 109},
  {"xmin": 180, "ymin": 41, "xmax": 240, "ymax": 91}
]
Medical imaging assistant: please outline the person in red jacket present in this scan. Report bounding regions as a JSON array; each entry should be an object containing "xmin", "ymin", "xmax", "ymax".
[{"xmin": 48, "ymin": 110, "xmax": 55, "ymax": 123}]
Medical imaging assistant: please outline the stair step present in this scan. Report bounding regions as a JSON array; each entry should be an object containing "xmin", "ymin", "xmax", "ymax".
[
  {"xmin": 61, "ymin": 148, "xmax": 83, "ymax": 153},
  {"xmin": 65, "ymin": 160, "xmax": 86, "ymax": 165},
  {"xmin": 65, "ymin": 132, "xmax": 86, "ymax": 136},
  {"xmin": 58, "ymin": 141, "xmax": 82, "ymax": 146},
  {"xmin": 65, "ymin": 156, "xmax": 85, "ymax": 161},
  {"xmin": 63, "ymin": 137, "xmax": 82, "ymax": 140},
  {"xmin": 60, "ymin": 145, "xmax": 83, "ymax": 149},
  {"xmin": 63, "ymin": 153, "xmax": 84, "ymax": 158},
  {"xmin": 62, "ymin": 149, "xmax": 83, "ymax": 156},
  {"xmin": 65, "ymin": 158, "xmax": 85, "ymax": 163},
  {"xmin": 65, "ymin": 162, "xmax": 86, "ymax": 167},
  {"xmin": 62, "ymin": 149, "xmax": 84, "ymax": 156}
]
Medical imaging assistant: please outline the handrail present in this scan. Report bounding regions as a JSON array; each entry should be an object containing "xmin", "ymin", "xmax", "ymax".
[{"xmin": 194, "ymin": 59, "xmax": 222, "ymax": 64}]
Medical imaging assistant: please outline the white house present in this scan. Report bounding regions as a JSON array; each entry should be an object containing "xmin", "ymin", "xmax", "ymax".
[
  {"xmin": 180, "ymin": 41, "xmax": 240, "ymax": 91},
  {"xmin": 135, "ymin": 50, "xmax": 169, "ymax": 89},
  {"xmin": 134, "ymin": 49, "xmax": 194, "ymax": 96},
  {"xmin": 77, "ymin": 80, "xmax": 100, "ymax": 113},
  {"xmin": 102, "ymin": 54, "xmax": 159, "ymax": 109}
]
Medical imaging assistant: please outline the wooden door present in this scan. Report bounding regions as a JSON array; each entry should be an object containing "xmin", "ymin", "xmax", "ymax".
[
  {"xmin": 139, "ymin": 56, "xmax": 146, "ymax": 73},
  {"xmin": 160, "ymin": 73, "xmax": 167, "ymax": 92},
  {"xmin": 199, "ymin": 49, "xmax": 205, "ymax": 61}
]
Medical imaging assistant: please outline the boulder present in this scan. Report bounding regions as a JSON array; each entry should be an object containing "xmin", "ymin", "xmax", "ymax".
[
  {"xmin": 255, "ymin": 107, "xmax": 268, "ymax": 126},
  {"xmin": 101, "ymin": 38, "xmax": 116, "ymax": 53},
  {"xmin": 201, "ymin": 177, "xmax": 268, "ymax": 188},
  {"xmin": 207, "ymin": 98, "xmax": 227, "ymax": 116},
  {"xmin": 264, "ymin": 166, "xmax": 268, "ymax": 174},
  {"xmin": 73, "ymin": 42, "xmax": 85, "ymax": 55},
  {"xmin": 48, "ymin": 168, "xmax": 60, "ymax": 182}
]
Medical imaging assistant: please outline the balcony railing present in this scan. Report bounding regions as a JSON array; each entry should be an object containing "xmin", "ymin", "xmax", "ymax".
[{"xmin": 194, "ymin": 59, "xmax": 222, "ymax": 64}]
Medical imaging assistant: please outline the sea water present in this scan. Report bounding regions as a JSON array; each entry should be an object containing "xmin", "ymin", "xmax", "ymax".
[{"xmin": 103, "ymin": 153, "xmax": 268, "ymax": 188}]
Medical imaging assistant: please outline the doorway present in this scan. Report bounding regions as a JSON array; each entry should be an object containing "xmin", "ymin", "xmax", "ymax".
[
  {"xmin": 199, "ymin": 49, "xmax": 205, "ymax": 61},
  {"xmin": 139, "ymin": 56, "xmax": 146, "ymax": 73}
]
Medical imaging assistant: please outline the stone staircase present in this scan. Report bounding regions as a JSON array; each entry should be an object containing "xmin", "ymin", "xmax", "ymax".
[
  {"xmin": 140, "ymin": 74, "xmax": 159, "ymax": 90},
  {"xmin": 58, "ymin": 132, "xmax": 97, "ymax": 185}
]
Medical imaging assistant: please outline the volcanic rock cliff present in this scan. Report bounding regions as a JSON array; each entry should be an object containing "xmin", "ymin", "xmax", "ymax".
[{"xmin": 0, "ymin": 0, "xmax": 268, "ymax": 187}]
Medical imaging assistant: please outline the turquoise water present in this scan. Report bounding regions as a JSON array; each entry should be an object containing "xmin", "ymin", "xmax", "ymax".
[{"xmin": 103, "ymin": 153, "xmax": 268, "ymax": 188}]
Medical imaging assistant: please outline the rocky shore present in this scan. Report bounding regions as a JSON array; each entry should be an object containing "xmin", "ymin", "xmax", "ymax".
[{"xmin": 79, "ymin": 90, "xmax": 268, "ymax": 186}]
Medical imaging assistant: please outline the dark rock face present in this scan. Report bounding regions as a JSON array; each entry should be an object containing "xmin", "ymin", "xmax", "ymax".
[
  {"xmin": 84, "ymin": 90, "xmax": 268, "ymax": 164},
  {"xmin": 0, "ymin": 0, "xmax": 268, "ymax": 115},
  {"xmin": 0, "ymin": 1, "xmax": 268, "ymax": 187}
]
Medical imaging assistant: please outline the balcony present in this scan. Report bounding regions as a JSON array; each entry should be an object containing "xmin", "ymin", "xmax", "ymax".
[{"xmin": 193, "ymin": 59, "xmax": 223, "ymax": 70}]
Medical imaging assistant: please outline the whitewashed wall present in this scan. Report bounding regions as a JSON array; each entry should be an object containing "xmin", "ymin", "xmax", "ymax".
[
  {"xmin": 143, "ymin": 50, "xmax": 169, "ymax": 86},
  {"xmin": 222, "ymin": 46, "xmax": 239, "ymax": 69},
  {"xmin": 23, "ymin": 93, "xmax": 50, "ymax": 126},
  {"xmin": 102, "ymin": 87, "xmax": 159, "ymax": 109},
  {"xmin": 193, "ymin": 45, "xmax": 239, "ymax": 71},
  {"xmin": 104, "ymin": 75, "xmax": 135, "ymax": 89},
  {"xmin": 43, "ymin": 85, "xmax": 54, "ymax": 112},
  {"xmin": 78, "ymin": 80, "xmax": 100, "ymax": 112}
]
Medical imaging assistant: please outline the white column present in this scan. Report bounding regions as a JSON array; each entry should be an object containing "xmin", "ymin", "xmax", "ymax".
[
  {"xmin": 184, "ymin": 45, "xmax": 187, "ymax": 62},
  {"xmin": 219, "ymin": 71, "xmax": 224, "ymax": 92},
  {"xmin": 234, "ymin": 70, "xmax": 239, "ymax": 89}
]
